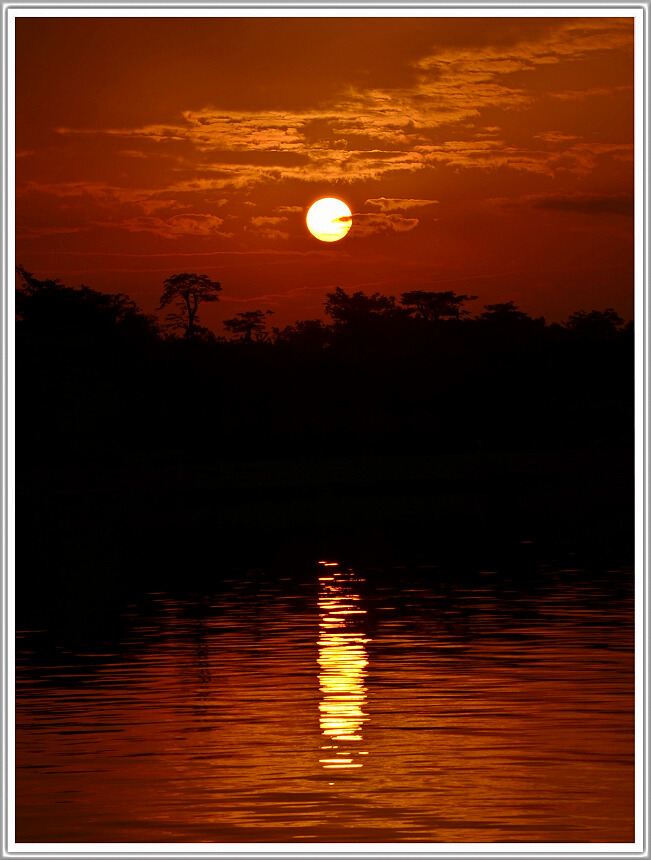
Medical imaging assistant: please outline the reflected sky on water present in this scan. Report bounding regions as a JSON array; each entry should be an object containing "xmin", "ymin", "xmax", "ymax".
[{"xmin": 15, "ymin": 562, "xmax": 635, "ymax": 844}]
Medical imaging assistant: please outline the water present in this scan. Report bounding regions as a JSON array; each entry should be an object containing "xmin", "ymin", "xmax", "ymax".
[{"xmin": 15, "ymin": 562, "xmax": 635, "ymax": 844}]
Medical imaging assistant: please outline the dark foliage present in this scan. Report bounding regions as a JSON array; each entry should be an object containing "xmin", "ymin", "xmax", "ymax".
[
  {"xmin": 223, "ymin": 309, "xmax": 274, "ymax": 342},
  {"xmin": 16, "ymin": 274, "xmax": 633, "ymax": 469},
  {"xmin": 400, "ymin": 290, "xmax": 477, "ymax": 321},
  {"xmin": 564, "ymin": 307, "xmax": 625, "ymax": 340},
  {"xmin": 16, "ymin": 267, "xmax": 161, "ymax": 460}
]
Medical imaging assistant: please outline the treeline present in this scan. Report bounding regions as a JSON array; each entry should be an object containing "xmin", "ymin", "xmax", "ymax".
[{"xmin": 15, "ymin": 268, "xmax": 633, "ymax": 466}]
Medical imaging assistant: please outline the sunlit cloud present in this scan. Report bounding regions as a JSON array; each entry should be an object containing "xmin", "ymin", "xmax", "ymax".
[
  {"xmin": 247, "ymin": 228, "xmax": 289, "ymax": 240},
  {"xmin": 247, "ymin": 215, "xmax": 290, "ymax": 240},
  {"xmin": 414, "ymin": 17, "xmax": 632, "ymax": 77},
  {"xmin": 533, "ymin": 131, "xmax": 582, "ymax": 145},
  {"xmin": 472, "ymin": 126, "xmax": 503, "ymax": 140},
  {"xmin": 251, "ymin": 216, "xmax": 288, "ymax": 227},
  {"xmin": 415, "ymin": 138, "xmax": 632, "ymax": 176},
  {"xmin": 350, "ymin": 212, "xmax": 420, "ymax": 237},
  {"xmin": 549, "ymin": 84, "xmax": 633, "ymax": 101},
  {"xmin": 51, "ymin": 18, "xmax": 632, "ymax": 197},
  {"xmin": 275, "ymin": 205, "xmax": 304, "ymax": 215},
  {"xmin": 365, "ymin": 198, "xmax": 438, "ymax": 213}
]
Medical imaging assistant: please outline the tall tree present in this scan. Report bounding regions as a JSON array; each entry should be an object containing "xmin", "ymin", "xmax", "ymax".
[
  {"xmin": 157, "ymin": 273, "xmax": 221, "ymax": 339},
  {"xmin": 223, "ymin": 309, "xmax": 274, "ymax": 342},
  {"xmin": 400, "ymin": 290, "xmax": 477, "ymax": 322}
]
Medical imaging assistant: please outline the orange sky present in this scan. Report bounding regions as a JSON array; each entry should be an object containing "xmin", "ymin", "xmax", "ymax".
[{"xmin": 14, "ymin": 14, "xmax": 635, "ymax": 330}]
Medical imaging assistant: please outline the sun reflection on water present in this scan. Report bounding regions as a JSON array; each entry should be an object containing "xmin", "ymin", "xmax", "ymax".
[{"xmin": 317, "ymin": 563, "xmax": 371, "ymax": 770}]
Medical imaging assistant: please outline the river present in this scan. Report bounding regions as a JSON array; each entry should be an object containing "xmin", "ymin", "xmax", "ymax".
[{"xmin": 15, "ymin": 560, "xmax": 634, "ymax": 844}]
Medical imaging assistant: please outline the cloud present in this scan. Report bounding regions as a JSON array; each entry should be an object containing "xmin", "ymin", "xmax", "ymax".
[
  {"xmin": 275, "ymin": 205, "xmax": 304, "ymax": 215},
  {"xmin": 251, "ymin": 216, "xmax": 288, "ymax": 227},
  {"xmin": 111, "ymin": 213, "xmax": 231, "ymax": 239},
  {"xmin": 365, "ymin": 197, "xmax": 438, "ymax": 213},
  {"xmin": 220, "ymin": 283, "xmax": 332, "ymax": 309},
  {"xmin": 53, "ymin": 248, "xmax": 338, "ymax": 260},
  {"xmin": 251, "ymin": 228, "xmax": 289, "ymax": 240},
  {"xmin": 415, "ymin": 138, "xmax": 632, "ymax": 177},
  {"xmin": 533, "ymin": 131, "xmax": 582, "ymax": 145},
  {"xmin": 415, "ymin": 18, "xmax": 632, "ymax": 79},
  {"xmin": 20, "ymin": 180, "xmax": 117, "ymax": 200},
  {"xmin": 16, "ymin": 225, "xmax": 90, "ymax": 238},
  {"xmin": 350, "ymin": 212, "xmax": 420, "ymax": 237},
  {"xmin": 52, "ymin": 18, "xmax": 631, "ymax": 193},
  {"xmin": 549, "ymin": 85, "xmax": 633, "ymax": 102},
  {"xmin": 492, "ymin": 191, "xmax": 634, "ymax": 216},
  {"xmin": 18, "ymin": 177, "xmax": 240, "ymax": 225},
  {"xmin": 471, "ymin": 126, "xmax": 502, "ymax": 140},
  {"xmin": 530, "ymin": 192, "xmax": 634, "ymax": 216},
  {"xmin": 202, "ymin": 149, "xmax": 312, "ymax": 167},
  {"xmin": 246, "ymin": 215, "xmax": 290, "ymax": 240}
]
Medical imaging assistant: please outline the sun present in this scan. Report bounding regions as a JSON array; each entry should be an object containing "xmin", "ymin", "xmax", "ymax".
[{"xmin": 306, "ymin": 198, "xmax": 352, "ymax": 242}]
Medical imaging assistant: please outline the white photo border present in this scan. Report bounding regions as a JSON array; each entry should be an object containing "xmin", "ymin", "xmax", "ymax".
[{"xmin": 2, "ymin": 3, "xmax": 648, "ymax": 858}]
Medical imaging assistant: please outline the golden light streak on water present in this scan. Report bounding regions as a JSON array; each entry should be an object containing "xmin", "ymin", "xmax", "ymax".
[{"xmin": 317, "ymin": 568, "xmax": 371, "ymax": 770}]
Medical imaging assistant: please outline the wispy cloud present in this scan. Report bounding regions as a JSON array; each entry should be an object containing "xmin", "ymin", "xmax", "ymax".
[
  {"xmin": 16, "ymin": 225, "xmax": 90, "ymax": 239},
  {"xmin": 100, "ymin": 213, "xmax": 232, "ymax": 239},
  {"xmin": 549, "ymin": 84, "xmax": 633, "ymax": 101},
  {"xmin": 275, "ymin": 205, "xmax": 304, "ymax": 215},
  {"xmin": 251, "ymin": 216, "xmax": 288, "ymax": 227},
  {"xmin": 490, "ymin": 191, "xmax": 634, "ymax": 216},
  {"xmin": 529, "ymin": 191, "xmax": 634, "ymax": 216},
  {"xmin": 533, "ymin": 131, "xmax": 582, "ymax": 145},
  {"xmin": 245, "ymin": 215, "xmax": 289, "ymax": 239},
  {"xmin": 220, "ymin": 283, "xmax": 336, "ymax": 310},
  {"xmin": 365, "ymin": 197, "xmax": 438, "ymax": 213},
  {"xmin": 350, "ymin": 212, "xmax": 420, "ymax": 237},
  {"xmin": 416, "ymin": 138, "xmax": 632, "ymax": 176}
]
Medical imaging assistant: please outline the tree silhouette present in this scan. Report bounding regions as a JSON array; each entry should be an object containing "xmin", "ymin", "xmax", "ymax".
[
  {"xmin": 15, "ymin": 262, "xmax": 633, "ymax": 467},
  {"xmin": 400, "ymin": 290, "xmax": 477, "ymax": 322},
  {"xmin": 324, "ymin": 287, "xmax": 400, "ymax": 327},
  {"xmin": 157, "ymin": 273, "xmax": 221, "ymax": 339},
  {"xmin": 479, "ymin": 301, "xmax": 532, "ymax": 322},
  {"xmin": 564, "ymin": 308, "xmax": 624, "ymax": 339},
  {"xmin": 16, "ymin": 265, "xmax": 158, "ymax": 343},
  {"xmin": 273, "ymin": 318, "xmax": 331, "ymax": 350},
  {"xmin": 16, "ymin": 266, "xmax": 161, "ymax": 462},
  {"xmin": 223, "ymin": 309, "xmax": 274, "ymax": 342}
]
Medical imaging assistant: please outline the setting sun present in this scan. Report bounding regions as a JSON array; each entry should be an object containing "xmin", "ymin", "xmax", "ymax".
[{"xmin": 306, "ymin": 198, "xmax": 352, "ymax": 242}]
